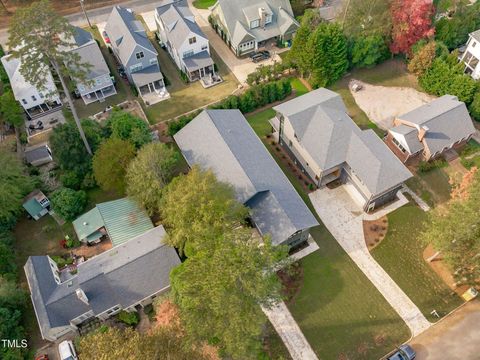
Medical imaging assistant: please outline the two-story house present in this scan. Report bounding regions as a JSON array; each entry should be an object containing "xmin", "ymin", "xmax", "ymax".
[
  {"xmin": 155, "ymin": 0, "xmax": 216, "ymax": 83},
  {"xmin": 210, "ymin": 0, "xmax": 299, "ymax": 56},
  {"xmin": 459, "ymin": 29, "xmax": 480, "ymax": 79},
  {"xmin": 1, "ymin": 54, "xmax": 62, "ymax": 119},
  {"xmin": 105, "ymin": 6, "xmax": 169, "ymax": 105},
  {"xmin": 67, "ymin": 27, "xmax": 117, "ymax": 105}
]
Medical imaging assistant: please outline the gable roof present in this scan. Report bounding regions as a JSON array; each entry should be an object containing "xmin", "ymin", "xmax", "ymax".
[
  {"xmin": 395, "ymin": 95, "xmax": 476, "ymax": 156},
  {"xmin": 174, "ymin": 109, "xmax": 318, "ymax": 245},
  {"xmin": 24, "ymin": 226, "xmax": 180, "ymax": 340},
  {"xmin": 23, "ymin": 190, "xmax": 47, "ymax": 217},
  {"xmin": 471, "ymin": 29, "xmax": 480, "ymax": 42},
  {"xmin": 214, "ymin": 0, "xmax": 298, "ymax": 46},
  {"xmin": 25, "ymin": 144, "xmax": 52, "ymax": 164},
  {"xmin": 274, "ymin": 89, "xmax": 412, "ymax": 195},
  {"xmin": 105, "ymin": 6, "xmax": 157, "ymax": 65},
  {"xmin": 73, "ymin": 198, "xmax": 153, "ymax": 247},
  {"xmin": 156, "ymin": 0, "xmax": 205, "ymax": 51}
]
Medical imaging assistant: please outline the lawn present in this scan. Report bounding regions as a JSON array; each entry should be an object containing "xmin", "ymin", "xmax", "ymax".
[
  {"xmin": 246, "ymin": 109, "xmax": 411, "ymax": 360},
  {"xmin": 406, "ymin": 168, "xmax": 452, "ymax": 207},
  {"xmin": 192, "ymin": 0, "xmax": 216, "ymax": 9},
  {"xmin": 371, "ymin": 204, "xmax": 463, "ymax": 321},
  {"xmin": 460, "ymin": 139, "xmax": 480, "ymax": 169}
]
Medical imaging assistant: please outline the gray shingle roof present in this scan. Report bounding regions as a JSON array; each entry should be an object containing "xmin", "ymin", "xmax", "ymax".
[
  {"xmin": 72, "ymin": 26, "xmax": 94, "ymax": 47},
  {"xmin": 25, "ymin": 144, "xmax": 52, "ymax": 164},
  {"xmin": 71, "ymin": 42, "xmax": 110, "ymax": 80},
  {"xmin": 183, "ymin": 50, "xmax": 214, "ymax": 71},
  {"xmin": 174, "ymin": 109, "xmax": 318, "ymax": 245},
  {"xmin": 273, "ymin": 89, "xmax": 412, "ymax": 196},
  {"xmin": 105, "ymin": 6, "xmax": 157, "ymax": 65},
  {"xmin": 471, "ymin": 29, "xmax": 480, "ymax": 42},
  {"xmin": 395, "ymin": 95, "xmax": 476, "ymax": 156},
  {"xmin": 156, "ymin": 0, "xmax": 205, "ymax": 51},
  {"xmin": 24, "ymin": 226, "xmax": 180, "ymax": 340},
  {"xmin": 213, "ymin": 0, "xmax": 298, "ymax": 46}
]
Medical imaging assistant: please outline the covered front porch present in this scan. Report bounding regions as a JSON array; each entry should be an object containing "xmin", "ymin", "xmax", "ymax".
[
  {"xmin": 183, "ymin": 51, "xmax": 223, "ymax": 88},
  {"xmin": 132, "ymin": 67, "xmax": 169, "ymax": 106},
  {"xmin": 81, "ymin": 85, "xmax": 117, "ymax": 105}
]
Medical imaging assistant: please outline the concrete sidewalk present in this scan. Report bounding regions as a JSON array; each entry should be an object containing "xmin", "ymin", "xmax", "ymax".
[{"xmin": 309, "ymin": 186, "xmax": 431, "ymax": 337}]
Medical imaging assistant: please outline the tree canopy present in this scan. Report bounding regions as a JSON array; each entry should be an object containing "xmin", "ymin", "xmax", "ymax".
[
  {"xmin": 92, "ymin": 138, "xmax": 136, "ymax": 194},
  {"xmin": 408, "ymin": 41, "xmax": 438, "ymax": 76},
  {"xmin": 342, "ymin": 0, "xmax": 392, "ymax": 38},
  {"xmin": 50, "ymin": 187, "xmax": 87, "ymax": 221},
  {"xmin": 106, "ymin": 110, "xmax": 152, "ymax": 149},
  {"xmin": 349, "ymin": 34, "xmax": 389, "ymax": 68},
  {"xmin": 126, "ymin": 143, "xmax": 180, "ymax": 214},
  {"xmin": 160, "ymin": 167, "xmax": 248, "ymax": 256}
]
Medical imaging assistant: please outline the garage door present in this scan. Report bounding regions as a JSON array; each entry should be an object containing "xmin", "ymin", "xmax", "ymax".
[{"xmin": 343, "ymin": 180, "xmax": 367, "ymax": 209}]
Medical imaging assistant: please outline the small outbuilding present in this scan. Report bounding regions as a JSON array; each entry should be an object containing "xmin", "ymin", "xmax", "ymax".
[
  {"xmin": 23, "ymin": 190, "xmax": 50, "ymax": 220},
  {"xmin": 25, "ymin": 143, "xmax": 53, "ymax": 166}
]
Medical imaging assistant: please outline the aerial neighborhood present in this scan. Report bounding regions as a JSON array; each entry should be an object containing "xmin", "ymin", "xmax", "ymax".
[{"xmin": 0, "ymin": 0, "xmax": 480, "ymax": 360}]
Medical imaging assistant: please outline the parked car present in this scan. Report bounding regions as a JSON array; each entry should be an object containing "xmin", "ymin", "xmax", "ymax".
[
  {"xmin": 117, "ymin": 66, "xmax": 127, "ymax": 79},
  {"xmin": 102, "ymin": 30, "xmax": 110, "ymax": 44},
  {"xmin": 387, "ymin": 345, "xmax": 416, "ymax": 360},
  {"xmin": 58, "ymin": 340, "xmax": 78, "ymax": 360},
  {"xmin": 250, "ymin": 51, "xmax": 271, "ymax": 63}
]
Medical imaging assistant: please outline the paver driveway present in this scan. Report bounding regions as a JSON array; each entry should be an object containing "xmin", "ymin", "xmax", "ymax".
[{"xmin": 309, "ymin": 186, "xmax": 431, "ymax": 336}]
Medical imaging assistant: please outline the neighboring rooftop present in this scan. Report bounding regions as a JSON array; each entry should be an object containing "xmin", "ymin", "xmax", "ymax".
[
  {"xmin": 471, "ymin": 29, "xmax": 480, "ymax": 42},
  {"xmin": 73, "ymin": 198, "xmax": 153, "ymax": 247},
  {"xmin": 23, "ymin": 190, "xmax": 49, "ymax": 218},
  {"xmin": 24, "ymin": 226, "xmax": 180, "ymax": 340},
  {"xmin": 394, "ymin": 95, "xmax": 476, "ymax": 155},
  {"xmin": 273, "ymin": 89, "xmax": 412, "ymax": 195},
  {"xmin": 25, "ymin": 144, "xmax": 52, "ymax": 164},
  {"xmin": 174, "ymin": 109, "xmax": 318, "ymax": 245}
]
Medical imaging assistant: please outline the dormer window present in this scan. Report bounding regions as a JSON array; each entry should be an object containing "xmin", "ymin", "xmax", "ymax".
[
  {"xmin": 250, "ymin": 19, "xmax": 259, "ymax": 29},
  {"xmin": 135, "ymin": 51, "xmax": 144, "ymax": 59},
  {"xmin": 189, "ymin": 36, "xmax": 196, "ymax": 44}
]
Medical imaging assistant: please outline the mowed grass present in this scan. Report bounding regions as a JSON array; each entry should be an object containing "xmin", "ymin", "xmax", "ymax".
[
  {"xmin": 405, "ymin": 168, "xmax": 452, "ymax": 207},
  {"xmin": 246, "ymin": 108, "xmax": 410, "ymax": 359},
  {"xmin": 371, "ymin": 204, "xmax": 463, "ymax": 321},
  {"xmin": 192, "ymin": 0, "xmax": 216, "ymax": 9}
]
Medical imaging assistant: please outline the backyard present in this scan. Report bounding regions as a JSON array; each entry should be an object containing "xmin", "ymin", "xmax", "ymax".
[
  {"xmin": 192, "ymin": 0, "xmax": 216, "ymax": 9},
  {"xmin": 371, "ymin": 204, "xmax": 464, "ymax": 322}
]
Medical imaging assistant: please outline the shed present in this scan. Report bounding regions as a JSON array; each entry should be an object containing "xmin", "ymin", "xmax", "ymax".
[
  {"xmin": 23, "ymin": 190, "xmax": 50, "ymax": 220},
  {"xmin": 25, "ymin": 143, "xmax": 53, "ymax": 166}
]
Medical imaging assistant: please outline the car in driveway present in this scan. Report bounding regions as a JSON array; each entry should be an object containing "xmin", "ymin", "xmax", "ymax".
[
  {"xmin": 250, "ymin": 50, "xmax": 271, "ymax": 63},
  {"xmin": 58, "ymin": 340, "xmax": 78, "ymax": 360},
  {"xmin": 387, "ymin": 345, "xmax": 416, "ymax": 360}
]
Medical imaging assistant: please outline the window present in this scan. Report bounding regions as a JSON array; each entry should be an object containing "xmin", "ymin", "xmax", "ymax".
[
  {"xmin": 95, "ymin": 78, "xmax": 102, "ymax": 86},
  {"xmin": 130, "ymin": 63, "xmax": 143, "ymax": 73},
  {"xmin": 21, "ymin": 99, "xmax": 27, "ymax": 105},
  {"xmin": 392, "ymin": 137, "xmax": 406, "ymax": 153},
  {"xmin": 149, "ymin": 58, "xmax": 158, "ymax": 65},
  {"xmin": 31, "ymin": 95, "xmax": 37, "ymax": 101},
  {"xmin": 250, "ymin": 19, "xmax": 259, "ymax": 29},
  {"xmin": 135, "ymin": 51, "xmax": 144, "ymax": 59},
  {"xmin": 265, "ymin": 14, "xmax": 272, "ymax": 24},
  {"xmin": 39, "ymin": 93, "xmax": 44, "ymax": 98},
  {"xmin": 473, "ymin": 41, "xmax": 477, "ymax": 48},
  {"xmin": 78, "ymin": 84, "xmax": 86, "ymax": 92},
  {"xmin": 188, "ymin": 37, "xmax": 197, "ymax": 44},
  {"xmin": 201, "ymin": 44, "xmax": 208, "ymax": 51},
  {"xmin": 183, "ymin": 50, "xmax": 194, "ymax": 58}
]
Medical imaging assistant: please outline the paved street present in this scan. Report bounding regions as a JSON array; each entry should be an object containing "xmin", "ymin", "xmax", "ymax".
[
  {"xmin": 409, "ymin": 300, "xmax": 480, "ymax": 359},
  {"xmin": 309, "ymin": 186, "xmax": 431, "ymax": 336}
]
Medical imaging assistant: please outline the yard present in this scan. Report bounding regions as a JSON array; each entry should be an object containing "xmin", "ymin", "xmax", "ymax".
[
  {"xmin": 246, "ymin": 107, "xmax": 411, "ymax": 360},
  {"xmin": 371, "ymin": 204, "xmax": 464, "ymax": 321},
  {"xmin": 192, "ymin": 0, "xmax": 216, "ymax": 9},
  {"xmin": 405, "ymin": 167, "xmax": 452, "ymax": 208}
]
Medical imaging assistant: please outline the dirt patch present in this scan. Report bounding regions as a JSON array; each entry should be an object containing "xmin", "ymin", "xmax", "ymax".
[
  {"xmin": 153, "ymin": 299, "xmax": 181, "ymax": 330},
  {"xmin": 350, "ymin": 81, "xmax": 435, "ymax": 130},
  {"xmin": 151, "ymin": 121, "xmax": 173, "ymax": 143},
  {"xmin": 423, "ymin": 244, "xmax": 470, "ymax": 297},
  {"xmin": 364, "ymin": 217, "xmax": 388, "ymax": 251},
  {"xmin": 73, "ymin": 239, "xmax": 112, "ymax": 259},
  {"xmin": 92, "ymin": 100, "xmax": 148, "ymax": 123},
  {"xmin": 278, "ymin": 262, "xmax": 304, "ymax": 304}
]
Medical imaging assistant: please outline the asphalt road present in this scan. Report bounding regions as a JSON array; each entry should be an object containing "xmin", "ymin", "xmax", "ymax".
[{"xmin": 0, "ymin": 0, "xmax": 160, "ymax": 48}]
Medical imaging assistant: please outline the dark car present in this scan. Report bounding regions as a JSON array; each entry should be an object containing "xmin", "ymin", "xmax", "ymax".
[
  {"xmin": 259, "ymin": 50, "xmax": 271, "ymax": 58},
  {"xmin": 387, "ymin": 345, "xmax": 416, "ymax": 360},
  {"xmin": 251, "ymin": 53, "xmax": 268, "ymax": 63},
  {"xmin": 102, "ymin": 30, "xmax": 110, "ymax": 44}
]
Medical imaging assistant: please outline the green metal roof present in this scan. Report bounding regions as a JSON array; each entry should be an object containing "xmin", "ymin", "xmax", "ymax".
[
  {"xmin": 23, "ymin": 198, "xmax": 44, "ymax": 217},
  {"xmin": 72, "ymin": 207, "xmax": 105, "ymax": 241},
  {"xmin": 97, "ymin": 198, "xmax": 153, "ymax": 247}
]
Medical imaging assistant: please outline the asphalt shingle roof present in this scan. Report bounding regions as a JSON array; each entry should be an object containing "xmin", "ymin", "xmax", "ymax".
[{"xmin": 174, "ymin": 109, "xmax": 318, "ymax": 245}]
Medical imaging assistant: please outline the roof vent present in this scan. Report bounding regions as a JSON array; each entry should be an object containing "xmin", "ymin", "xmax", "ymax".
[
  {"xmin": 76, "ymin": 288, "xmax": 89, "ymax": 305},
  {"xmin": 83, "ymin": 222, "xmax": 88, "ymax": 226}
]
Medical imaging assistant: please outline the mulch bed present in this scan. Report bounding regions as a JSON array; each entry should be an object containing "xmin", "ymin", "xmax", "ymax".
[
  {"xmin": 277, "ymin": 262, "xmax": 304, "ymax": 304},
  {"xmin": 363, "ymin": 217, "xmax": 388, "ymax": 251}
]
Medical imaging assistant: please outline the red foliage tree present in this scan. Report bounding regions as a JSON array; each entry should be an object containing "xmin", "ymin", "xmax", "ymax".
[{"xmin": 390, "ymin": 0, "xmax": 435, "ymax": 55}]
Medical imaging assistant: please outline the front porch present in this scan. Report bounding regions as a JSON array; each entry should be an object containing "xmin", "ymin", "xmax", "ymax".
[{"xmin": 81, "ymin": 85, "xmax": 117, "ymax": 105}]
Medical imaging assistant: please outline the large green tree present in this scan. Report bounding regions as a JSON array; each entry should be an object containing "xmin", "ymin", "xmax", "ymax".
[
  {"xmin": 0, "ymin": 148, "xmax": 34, "ymax": 230},
  {"xmin": 421, "ymin": 168, "xmax": 480, "ymax": 286},
  {"xmin": 92, "ymin": 138, "xmax": 136, "ymax": 193},
  {"xmin": 160, "ymin": 167, "xmax": 248, "ymax": 255},
  {"xmin": 126, "ymin": 143, "xmax": 180, "ymax": 214},
  {"xmin": 50, "ymin": 187, "xmax": 87, "ymax": 221},
  {"xmin": 171, "ymin": 227, "xmax": 288, "ymax": 359},
  {"xmin": 0, "ymin": 91, "xmax": 24, "ymax": 155},
  {"xmin": 349, "ymin": 34, "xmax": 389, "ymax": 68},
  {"xmin": 7, "ymin": 0, "xmax": 93, "ymax": 154},
  {"xmin": 106, "ymin": 110, "xmax": 152, "ymax": 149}
]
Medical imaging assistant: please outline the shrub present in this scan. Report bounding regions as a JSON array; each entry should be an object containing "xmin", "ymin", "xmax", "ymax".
[
  {"xmin": 50, "ymin": 188, "xmax": 87, "ymax": 221},
  {"xmin": 179, "ymin": 70, "xmax": 189, "ymax": 84},
  {"xmin": 50, "ymin": 255, "xmax": 74, "ymax": 269},
  {"xmin": 349, "ymin": 34, "xmax": 389, "ymax": 69},
  {"xmin": 60, "ymin": 170, "xmax": 83, "ymax": 190},
  {"xmin": 469, "ymin": 92, "xmax": 480, "ymax": 121},
  {"xmin": 418, "ymin": 158, "xmax": 448, "ymax": 173},
  {"xmin": 117, "ymin": 310, "xmax": 139, "ymax": 326}
]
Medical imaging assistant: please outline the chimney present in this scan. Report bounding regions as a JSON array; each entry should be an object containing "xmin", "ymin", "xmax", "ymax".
[
  {"xmin": 76, "ymin": 288, "xmax": 89, "ymax": 305},
  {"xmin": 418, "ymin": 125, "xmax": 429, "ymax": 141},
  {"xmin": 259, "ymin": 8, "xmax": 266, "ymax": 28}
]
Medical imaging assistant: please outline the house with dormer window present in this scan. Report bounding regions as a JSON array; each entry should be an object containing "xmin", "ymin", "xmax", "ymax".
[
  {"xmin": 459, "ymin": 29, "xmax": 480, "ymax": 79},
  {"xmin": 210, "ymin": 0, "xmax": 299, "ymax": 56}
]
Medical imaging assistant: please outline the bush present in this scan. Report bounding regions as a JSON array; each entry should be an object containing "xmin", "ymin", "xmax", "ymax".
[
  {"xmin": 50, "ymin": 188, "xmax": 87, "ymax": 221},
  {"xmin": 349, "ymin": 34, "xmax": 389, "ymax": 69},
  {"xmin": 179, "ymin": 70, "xmax": 189, "ymax": 84},
  {"xmin": 130, "ymin": 85, "xmax": 138, "ymax": 97},
  {"xmin": 117, "ymin": 310, "xmax": 139, "ymax": 326},
  {"xmin": 60, "ymin": 170, "xmax": 83, "ymax": 190},
  {"xmin": 469, "ymin": 92, "xmax": 480, "ymax": 121},
  {"xmin": 167, "ymin": 110, "xmax": 202, "ymax": 136},
  {"xmin": 418, "ymin": 158, "xmax": 448, "ymax": 173},
  {"xmin": 50, "ymin": 255, "xmax": 74, "ymax": 269}
]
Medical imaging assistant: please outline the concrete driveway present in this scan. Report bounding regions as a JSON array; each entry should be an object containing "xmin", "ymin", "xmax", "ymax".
[
  {"xmin": 309, "ymin": 186, "xmax": 431, "ymax": 336},
  {"xmin": 409, "ymin": 300, "xmax": 480, "ymax": 359}
]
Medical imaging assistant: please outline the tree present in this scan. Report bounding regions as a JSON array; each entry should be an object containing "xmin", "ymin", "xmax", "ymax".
[
  {"xmin": 390, "ymin": 0, "xmax": 435, "ymax": 55},
  {"xmin": 161, "ymin": 167, "xmax": 248, "ymax": 256},
  {"xmin": 126, "ymin": 143, "xmax": 179, "ymax": 214},
  {"xmin": 420, "ymin": 168, "xmax": 480, "ymax": 286},
  {"xmin": 171, "ymin": 227, "xmax": 288, "ymax": 359},
  {"xmin": 92, "ymin": 138, "xmax": 136, "ymax": 193},
  {"xmin": 342, "ymin": 0, "xmax": 392, "ymax": 38},
  {"xmin": 308, "ymin": 23, "xmax": 348, "ymax": 87},
  {"xmin": 50, "ymin": 187, "xmax": 87, "ymax": 221},
  {"xmin": 0, "ymin": 91, "xmax": 24, "ymax": 155},
  {"xmin": 0, "ymin": 148, "xmax": 34, "ymax": 230},
  {"xmin": 469, "ymin": 92, "xmax": 480, "ymax": 122},
  {"xmin": 349, "ymin": 34, "xmax": 389, "ymax": 68},
  {"xmin": 0, "ymin": 307, "xmax": 25, "ymax": 360},
  {"xmin": 0, "ymin": 276, "xmax": 25, "ymax": 310},
  {"xmin": 106, "ymin": 111, "xmax": 152, "ymax": 149},
  {"xmin": 7, "ymin": 0, "xmax": 93, "ymax": 154},
  {"xmin": 408, "ymin": 41, "xmax": 437, "ymax": 76},
  {"xmin": 0, "ymin": 243, "xmax": 17, "ymax": 277}
]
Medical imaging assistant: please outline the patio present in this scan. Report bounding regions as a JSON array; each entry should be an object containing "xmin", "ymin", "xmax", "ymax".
[{"xmin": 26, "ymin": 109, "xmax": 66, "ymax": 141}]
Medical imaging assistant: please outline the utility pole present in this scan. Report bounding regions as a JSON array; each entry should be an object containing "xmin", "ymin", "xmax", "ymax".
[{"xmin": 80, "ymin": 0, "xmax": 92, "ymax": 28}]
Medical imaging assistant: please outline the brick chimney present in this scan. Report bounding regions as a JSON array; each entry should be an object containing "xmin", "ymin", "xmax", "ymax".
[
  {"xmin": 417, "ymin": 125, "xmax": 429, "ymax": 141},
  {"xmin": 259, "ymin": 8, "xmax": 266, "ymax": 28},
  {"xmin": 76, "ymin": 288, "xmax": 89, "ymax": 305}
]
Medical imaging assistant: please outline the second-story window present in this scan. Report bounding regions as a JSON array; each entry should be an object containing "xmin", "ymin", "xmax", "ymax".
[
  {"xmin": 149, "ymin": 58, "xmax": 158, "ymax": 65},
  {"xmin": 22, "ymin": 99, "xmax": 27, "ymax": 105},
  {"xmin": 265, "ymin": 14, "xmax": 272, "ymax": 24},
  {"xmin": 39, "ymin": 93, "xmax": 44, "ymax": 98},
  {"xmin": 130, "ymin": 63, "xmax": 143, "ymax": 73},
  {"xmin": 31, "ymin": 95, "xmax": 37, "ymax": 101},
  {"xmin": 136, "ymin": 51, "xmax": 145, "ymax": 59},
  {"xmin": 201, "ymin": 44, "xmax": 208, "ymax": 51},
  {"xmin": 250, "ymin": 19, "xmax": 259, "ymax": 29},
  {"xmin": 189, "ymin": 36, "xmax": 197, "ymax": 44}
]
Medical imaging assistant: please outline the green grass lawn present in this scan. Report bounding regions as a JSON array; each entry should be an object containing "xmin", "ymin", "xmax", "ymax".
[
  {"xmin": 192, "ymin": 0, "xmax": 216, "ymax": 9},
  {"xmin": 371, "ymin": 204, "xmax": 463, "ymax": 321},
  {"xmin": 406, "ymin": 167, "xmax": 452, "ymax": 208},
  {"xmin": 246, "ymin": 109, "xmax": 411, "ymax": 360},
  {"xmin": 460, "ymin": 139, "xmax": 480, "ymax": 169}
]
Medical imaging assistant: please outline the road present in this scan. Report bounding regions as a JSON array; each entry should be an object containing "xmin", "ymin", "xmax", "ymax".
[{"xmin": 409, "ymin": 300, "xmax": 480, "ymax": 360}]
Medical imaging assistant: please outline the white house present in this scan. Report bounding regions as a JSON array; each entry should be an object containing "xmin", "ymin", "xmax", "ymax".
[
  {"xmin": 1, "ymin": 55, "xmax": 62, "ymax": 119},
  {"xmin": 155, "ymin": 0, "xmax": 215, "ymax": 82},
  {"xmin": 460, "ymin": 29, "xmax": 480, "ymax": 79}
]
